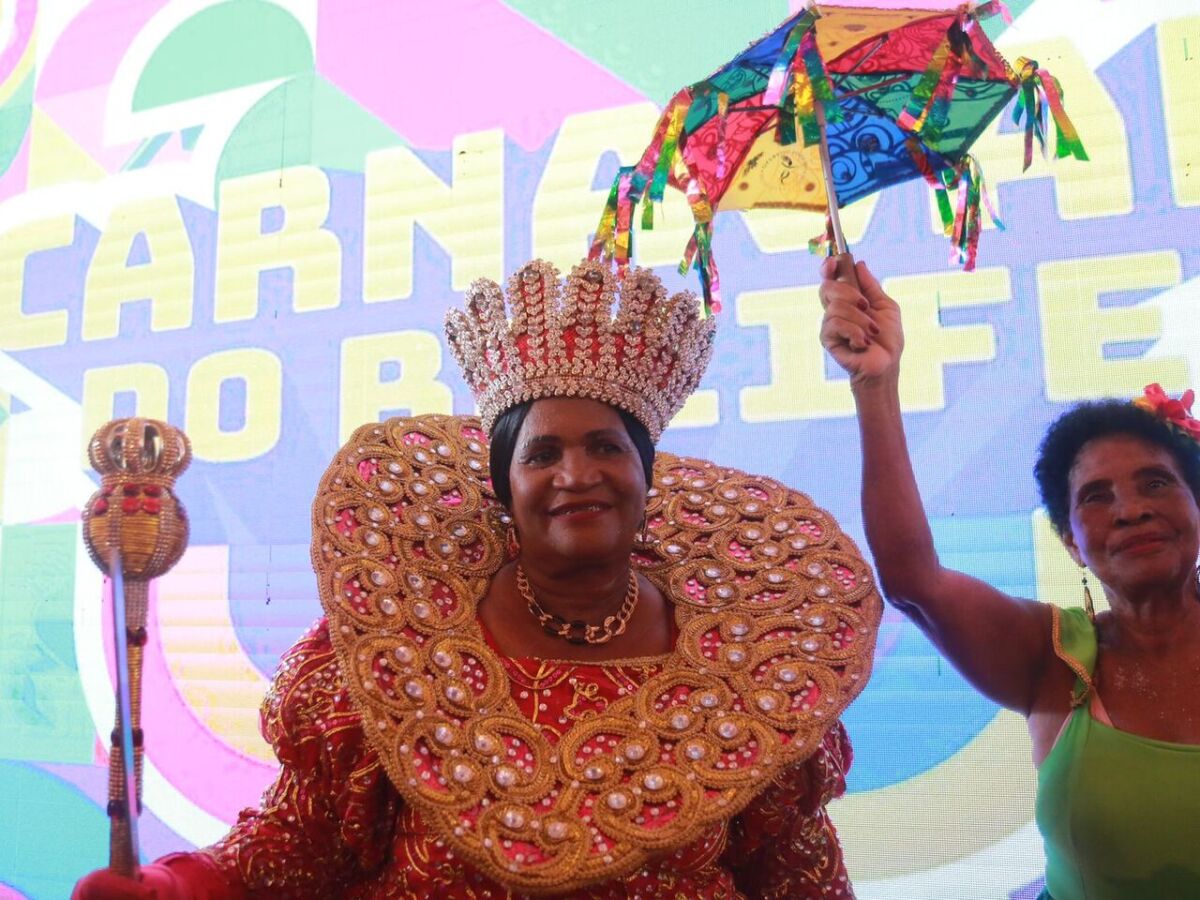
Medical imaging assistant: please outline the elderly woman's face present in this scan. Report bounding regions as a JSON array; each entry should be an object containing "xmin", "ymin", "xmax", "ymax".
[
  {"xmin": 507, "ymin": 397, "xmax": 647, "ymax": 567},
  {"xmin": 1064, "ymin": 433, "xmax": 1200, "ymax": 598}
]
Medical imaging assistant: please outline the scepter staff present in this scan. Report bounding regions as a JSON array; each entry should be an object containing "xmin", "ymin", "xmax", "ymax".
[{"xmin": 81, "ymin": 418, "xmax": 191, "ymax": 876}]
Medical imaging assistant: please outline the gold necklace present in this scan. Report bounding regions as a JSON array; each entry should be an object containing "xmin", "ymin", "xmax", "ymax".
[{"xmin": 516, "ymin": 563, "xmax": 640, "ymax": 645}]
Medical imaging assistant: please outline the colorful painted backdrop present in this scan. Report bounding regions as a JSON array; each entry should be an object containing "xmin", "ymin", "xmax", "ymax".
[{"xmin": 0, "ymin": 1, "xmax": 1197, "ymax": 897}]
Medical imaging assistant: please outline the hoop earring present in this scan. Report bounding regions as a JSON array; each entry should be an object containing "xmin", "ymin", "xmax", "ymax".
[
  {"xmin": 1081, "ymin": 574, "xmax": 1096, "ymax": 623},
  {"xmin": 634, "ymin": 513, "xmax": 656, "ymax": 548},
  {"xmin": 506, "ymin": 526, "xmax": 521, "ymax": 560}
]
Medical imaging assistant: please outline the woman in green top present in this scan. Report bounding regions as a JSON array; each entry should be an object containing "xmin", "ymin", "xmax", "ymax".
[{"xmin": 817, "ymin": 257, "xmax": 1200, "ymax": 899}]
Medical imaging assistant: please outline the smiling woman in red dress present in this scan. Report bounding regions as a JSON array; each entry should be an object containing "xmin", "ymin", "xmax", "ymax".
[{"xmin": 74, "ymin": 259, "xmax": 881, "ymax": 899}]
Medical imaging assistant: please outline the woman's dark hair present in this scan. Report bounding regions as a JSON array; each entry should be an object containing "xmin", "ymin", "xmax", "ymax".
[
  {"xmin": 1034, "ymin": 399, "xmax": 1200, "ymax": 535},
  {"xmin": 488, "ymin": 399, "xmax": 655, "ymax": 508}
]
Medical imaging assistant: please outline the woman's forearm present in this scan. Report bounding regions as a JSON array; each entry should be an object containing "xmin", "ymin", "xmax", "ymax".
[{"xmin": 851, "ymin": 375, "xmax": 943, "ymax": 611}]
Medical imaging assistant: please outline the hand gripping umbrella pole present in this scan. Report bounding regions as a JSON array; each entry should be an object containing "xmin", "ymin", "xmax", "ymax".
[{"xmin": 82, "ymin": 418, "xmax": 192, "ymax": 876}]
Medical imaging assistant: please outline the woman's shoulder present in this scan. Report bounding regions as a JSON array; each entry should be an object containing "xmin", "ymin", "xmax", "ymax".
[
  {"xmin": 260, "ymin": 617, "xmax": 364, "ymax": 756},
  {"xmin": 1049, "ymin": 605, "xmax": 1098, "ymax": 677}
]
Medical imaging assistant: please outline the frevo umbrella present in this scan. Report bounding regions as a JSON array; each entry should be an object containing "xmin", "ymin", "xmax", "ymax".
[{"xmin": 589, "ymin": 0, "xmax": 1087, "ymax": 312}]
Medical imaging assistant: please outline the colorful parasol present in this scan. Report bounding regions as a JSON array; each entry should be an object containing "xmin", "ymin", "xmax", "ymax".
[{"xmin": 590, "ymin": 0, "xmax": 1087, "ymax": 312}]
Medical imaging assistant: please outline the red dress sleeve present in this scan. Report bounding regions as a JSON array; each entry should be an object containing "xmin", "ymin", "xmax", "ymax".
[
  {"xmin": 722, "ymin": 722, "xmax": 856, "ymax": 899},
  {"xmin": 191, "ymin": 619, "xmax": 400, "ymax": 898}
]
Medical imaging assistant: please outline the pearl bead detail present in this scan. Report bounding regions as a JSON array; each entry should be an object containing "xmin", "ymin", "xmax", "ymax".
[{"xmin": 606, "ymin": 792, "xmax": 629, "ymax": 810}]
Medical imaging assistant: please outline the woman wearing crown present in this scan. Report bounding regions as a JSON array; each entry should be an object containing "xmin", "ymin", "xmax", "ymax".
[{"xmin": 75, "ymin": 260, "xmax": 881, "ymax": 899}]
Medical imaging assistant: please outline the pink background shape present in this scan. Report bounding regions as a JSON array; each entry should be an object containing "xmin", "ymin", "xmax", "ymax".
[
  {"xmin": 37, "ymin": 0, "xmax": 169, "ymax": 99},
  {"xmin": 0, "ymin": 0, "xmax": 36, "ymax": 82},
  {"xmin": 100, "ymin": 565, "xmax": 278, "ymax": 826}
]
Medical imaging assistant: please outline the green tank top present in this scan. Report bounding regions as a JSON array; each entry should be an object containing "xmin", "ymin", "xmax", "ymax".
[{"xmin": 1036, "ymin": 606, "xmax": 1200, "ymax": 900}]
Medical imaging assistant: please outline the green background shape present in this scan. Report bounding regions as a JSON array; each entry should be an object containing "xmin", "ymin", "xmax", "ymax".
[{"xmin": 132, "ymin": 0, "xmax": 313, "ymax": 112}]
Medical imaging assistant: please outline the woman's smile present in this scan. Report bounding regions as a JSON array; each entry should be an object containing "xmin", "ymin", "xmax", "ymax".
[{"xmin": 547, "ymin": 499, "xmax": 613, "ymax": 521}]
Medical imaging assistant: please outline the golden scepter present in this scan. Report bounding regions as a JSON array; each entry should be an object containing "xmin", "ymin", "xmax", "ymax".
[{"xmin": 80, "ymin": 418, "xmax": 191, "ymax": 876}]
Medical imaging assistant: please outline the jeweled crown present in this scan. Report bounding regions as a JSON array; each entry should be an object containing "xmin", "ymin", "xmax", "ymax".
[{"xmin": 445, "ymin": 259, "xmax": 715, "ymax": 441}]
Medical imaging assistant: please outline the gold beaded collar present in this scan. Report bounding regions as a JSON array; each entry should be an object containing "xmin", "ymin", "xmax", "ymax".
[{"xmin": 312, "ymin": 415, "xmax": 881, "ymax": 894}]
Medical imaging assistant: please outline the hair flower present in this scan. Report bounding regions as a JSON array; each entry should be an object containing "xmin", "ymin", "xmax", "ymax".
[{"xmin": 1132, "ymin": 383, "xmax": 1200, "ymax": 442}]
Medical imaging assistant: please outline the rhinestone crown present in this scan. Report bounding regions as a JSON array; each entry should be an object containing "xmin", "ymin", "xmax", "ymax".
[{"xmin": 444, "ymin": 259, "xmax": 715, "ymax": 441}]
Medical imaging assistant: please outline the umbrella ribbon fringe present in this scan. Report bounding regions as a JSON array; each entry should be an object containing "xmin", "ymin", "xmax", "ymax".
[
  {"xmin": 678, "ymin": 179, "xmax": 720, "ymax": 315},
  {"xmin": 948, "ymin": 156, "xmax": 1001, "ymax": 272},
  {"xmin": 614, "ymin": 169, "xmax": 637, "ymax": 271},
  {"xmin": 905, "ymin": 137, "xmax": 955, "ymax": 236},
  {"xmin": 588, "ymin": 170, "xmax": 624, "ymax": 263},
  {"xmin": 716, "ymin": 91, "xmax": 730, "ymax": 181},
  {"xmin": 763, "ymin": 11, "xmax": 818, "ymax": 107},
  {"xmin": 768, "ymin": 21, "xmax": 835, "ymax": 149},
  {"xmin": 975, "ymin": 0, "xmax": 1013, "ymax": 24},
  {"xmin": 645, "ymin": 95, "xmax": 692, "ymax": 225},
  {"xmin": 799, "ymin": 30, "xmax": 839, "ymax": 146},
  {"xmin": 588, "ymin": 167, "xmax": 640, "ymax": 272},
  {"xmin": 923, "ymin": 52, "xmax": 964, "ymax": 144},
  {"xmin": 1013, "ymin": 59, "xmax": 1089, "ymax": 170},
  {"xmin": 898, "ymin": 35, "xmax": 952, "ymax": 133},
  {"xmin": 808, "ymin": 214, "xmax": 835, "ymax": 257}
]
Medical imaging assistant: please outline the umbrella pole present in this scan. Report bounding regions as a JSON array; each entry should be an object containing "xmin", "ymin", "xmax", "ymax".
[{"xmin": 814, "ymin": 103, "xmax": 859, "ymax": 286}]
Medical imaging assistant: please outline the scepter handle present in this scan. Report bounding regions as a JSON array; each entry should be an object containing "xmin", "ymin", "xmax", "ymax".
[{"xmin": 106, "ymin": 557, "xmax": 145, "ymax": 876}]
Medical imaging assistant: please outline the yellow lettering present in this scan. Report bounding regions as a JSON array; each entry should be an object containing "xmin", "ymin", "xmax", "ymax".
[
  {"xmin": 0, "ymin": 216, "xmax": 75, "ymax": 350},
  {"xmin": 533, "ymin": 103, "xmax": 695, "ymax": 272},
  {"xmin": 185, "ymin": 349, "xmax": 282, "ymax": 462},
  {"xmin": 80, "ymin": 363, "xmax": 170, "ymax": 465},
  {"xmin": 737, "ymin": 268, "xmax": 1009, "ymax": 421},
  {"xmin": 82, "ymin": 196, "xmax": 194, "ymax": 340},
  {"xmin": 214, "ymin": 167, "xmax": 341, "ymax": 322},
  {"xmin": 1159, "ymin": 16, "xmax": 1200, "ymax": 206},
  {"xmin": 884, "ymin": 268, "xmax": 1011, "ymax": 411},
  {"xmin": 935, "ymin": 39, "xmax": 1132, "ymax": 230},
  {"xmin": 363, "ymin": 130, "xmax": 504, "ymax": 302},
  {"xmin": 671, "ymin": 389, "xmax": 719, "ymax": 429},
  {"xmin": 738, "ymin": 283, "xmax": 852, "ymax": 422},
  {"xmin": 339, "ymin": 330, "xmax": 453, "ymax": 442},
  {"xmin": 1037, "ymin": 251, "xmax": 1185, "ymax": 401}
]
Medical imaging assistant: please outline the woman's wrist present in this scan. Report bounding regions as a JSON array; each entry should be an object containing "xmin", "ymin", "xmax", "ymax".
[{"xmin": 849, "ymin": 369, "xmax": 901, "ymax": 398}]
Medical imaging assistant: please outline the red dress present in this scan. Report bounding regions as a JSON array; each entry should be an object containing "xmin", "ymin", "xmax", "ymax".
[
  {"xmin": 161, "ymin": 619, "xmax": 856, "ymax": 898},
  {"xmin": 145, "ymin": 415, "xmax": 878, "ymax": 898}
]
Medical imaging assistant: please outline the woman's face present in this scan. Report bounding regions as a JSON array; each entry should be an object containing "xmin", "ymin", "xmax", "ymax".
[
  {"xmin": 507, "ymin": 397, "xmax": 647, "ymax": 568},
  {"xmin": 1063, "ymin": 433, "xmax": 1200, "ymax": 599}
]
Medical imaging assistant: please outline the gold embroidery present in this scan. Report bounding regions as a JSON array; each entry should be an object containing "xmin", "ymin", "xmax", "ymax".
[
  {"xmin": 1050, "ymin": 604, "xmax": 1095, "ymax": 707},
  {"xmin": 312, "ymin": 414, "xmax": 881, "ymax": 894},
  {"xmin": 564, "ymin": 678, "xmax": 606, "ymax": 722}
]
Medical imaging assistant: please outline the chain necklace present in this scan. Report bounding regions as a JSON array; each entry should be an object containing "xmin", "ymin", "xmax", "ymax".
[{"xmin": 516, "ymin": 564, "xmax": 640, "ymax": 645}]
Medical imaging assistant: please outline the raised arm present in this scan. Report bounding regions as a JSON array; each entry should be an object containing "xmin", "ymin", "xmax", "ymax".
[{"xmin": 818, "ymin": 257, "xmax": 1052, "ymax": 715}]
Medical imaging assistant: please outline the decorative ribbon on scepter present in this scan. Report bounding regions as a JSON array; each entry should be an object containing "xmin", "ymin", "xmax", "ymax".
[{"xmin": 80, "ymin": 418, "xmax": 191, "ymax": 876}]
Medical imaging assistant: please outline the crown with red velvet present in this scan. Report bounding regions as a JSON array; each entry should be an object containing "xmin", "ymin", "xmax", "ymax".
[{"xmin": 444, "ymin": 259, "xmax": 715, "ymax": 442}]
